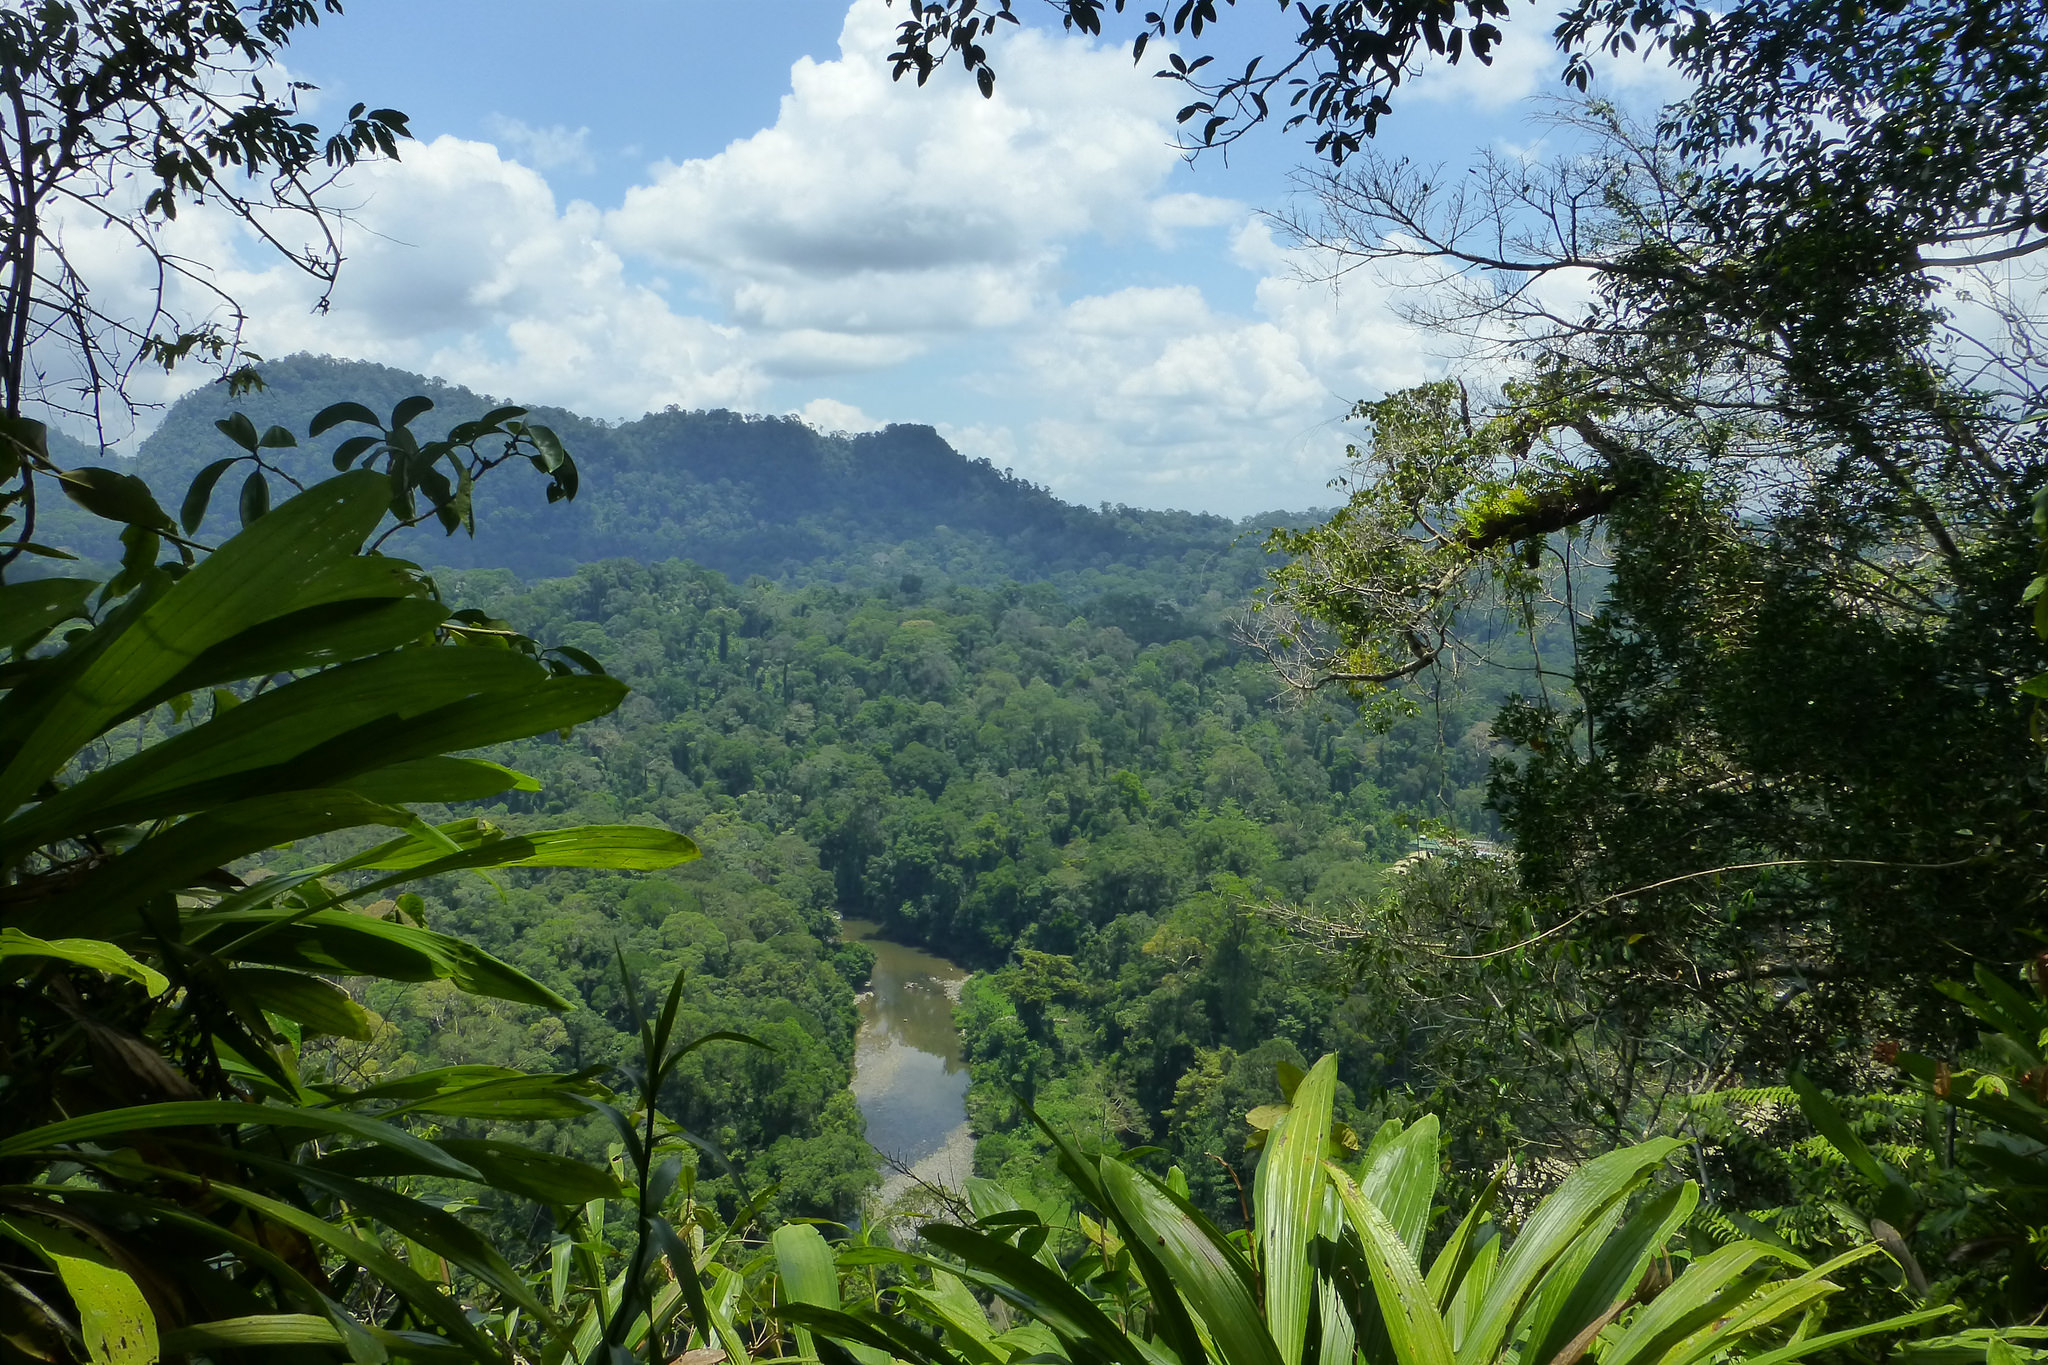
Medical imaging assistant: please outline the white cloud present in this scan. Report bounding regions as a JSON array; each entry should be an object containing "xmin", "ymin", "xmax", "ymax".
[
  {"xmin": 1147, "ymin": 192, "xmax": 1249, "ymax": 245},
  {"xmin": 1402, "ymin": 17, "xmax": 1688, "ymax": 117},
  {"xmin": 992, "ymin": 243, "xmax": 1445, "ymax": 510},
  {"xmin": 226, "ymin": 136, "xmax": 765, "ymax": 418},
  {"xmin": 604, "ymin": 0, "xmax": 1185, "ymax": 362},
  {"xmin": 482, "ymin": 115, "xmax": 596, "ymax": 174},
  {"xmin": 798, "ymin": 397, "xmax": 884, "ymax": 433}
]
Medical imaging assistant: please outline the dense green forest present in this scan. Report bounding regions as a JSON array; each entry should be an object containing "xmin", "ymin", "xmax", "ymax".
[
  {"xmin": 6, "ymin": 0, "xmax": 2048, "ymax": 1363},
  {"xmin": 338, "ymin": 554, "xmax": 1522, "ymax": 1226}
]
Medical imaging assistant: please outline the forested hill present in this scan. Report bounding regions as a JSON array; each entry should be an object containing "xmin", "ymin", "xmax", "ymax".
[{"xmin": 49, "ymin": 354, "xmax": 1282, "ymax": 591}]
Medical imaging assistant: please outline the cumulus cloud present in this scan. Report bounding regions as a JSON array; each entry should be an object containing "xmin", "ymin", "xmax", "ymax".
[
  {"xmin": 965, "ymin": 218, "xmax": 1453, "ymax": 511},
  {"xmin": 1402, "ymin": 16, "xmax": 1689, "ymax": 117},
  {"xmin": 38, "ymin": 0, "xmax": 1587, "ymax": 512},
  {"xmin": 797, "ymin": 396, "xmax": 884, "ymax": 433},
  {"xmin": 229, "ymin": 136, "xmax": 764, "ymax": 417},
  {"xmin": 605, "ymin": 0, "xmax": 1187, "ymax": 364}
]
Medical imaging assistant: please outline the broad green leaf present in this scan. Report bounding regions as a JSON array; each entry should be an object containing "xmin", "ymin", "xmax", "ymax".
[
  {"xmin": 894, "ymin": 1270, "xmax": 1007, "ymax": 1365},
  {"xmin": 392, "ymin": 395, "xmax": 435, "ymax": 429},
  {"xmin": 1523, "ymin": 1181, "xmax": 1697, "ymax": 1365},
  {"xmin": 1599, "ymin": 1243, "xmax": 1791, "ymax": 1365},
  {"xmin": 1258, "ymin": 1051, "xmax": 1338, "ymax": 1365},
  {"xmin": 1100, "ymin": 1157, "xmax": 1281, "ymax": 1365},
  {"xmin": 192, "ymin": 1178, "xmax": 506, "ymax": 1362},
  {"xmin": 917, "ymin": 1223, "xmax": 1151, "ymax": 1365},
  {"xmin": 238, "ymin": 469, "xmax": 271, "ymax": 525},
  {"xmin": 179, "ymin": 458, "xmax": 237, "ymax": 533},
  {"xmin": 57, "ymin": 466, "xmax": 174, "ymax": 531},
  {"xmin": 310, "ymin": 400, "xmax": 383, "ymax": 436},
  {"xmin": 1362, "ymin": 1114, "xmax": 1441, "ymax": 1255},
  {"xmin": 0, "ymin": 928, "xmax": 167, "ymax": 995},
  {"xmin": 0, "ymin": 1216, "xmax": 157, "ymax": 1365},
  {"xmin": 776, "ymin": 1223, "xmax": 852, "ymax": 1365},
  {"xmin": 0, "ymin": 1100, "xmax": 481, "ymax": 1180},
  {"xmin": 962, "ymin": 1175, "xmax": 1062, "ymax": 1270},
  {"xmin": 1457, "ymin": 1138, "xmax": 1684, "ymax": 1365},
  {"xmin": 707, "ymin": 1262, "xmax": 756, "ymax": 1365},
  {"xmin": 193, "ymin": 908, "xmax": 574, "ymax": 1009},
  {"xmin": 215, "ymin": 412, "xmax": 261, "ymax": 453},
  {"xmin": 0, "ymin": 471, "xmax": 392, "ymax": 820},
  {"xmin": 227, "ymin": 966, "xmax": 371, "ymax": 1039},
  {"xmin": 0, "ymin": 577, "xmax": 94, "ymax": 652},
  {"xmin": 317, "ymin": 1135, "xmax": 621, "ymax": 1203},
  {"xmin": 160, "ymin": 1315, "xmax": 345, "ymax": 1351},
  {"xmin": 1330, "ymin": 1166, "xmax": 1456, "ymax": 1365},
  {"xmin": 0, "ymin": 413, "xmax": 50, "ymax": 478}
]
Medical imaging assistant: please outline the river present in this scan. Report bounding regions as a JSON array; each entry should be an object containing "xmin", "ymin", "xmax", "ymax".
[{"xmin": 842, "ymin": 918, "xmax": 975, "ymax": 1208}]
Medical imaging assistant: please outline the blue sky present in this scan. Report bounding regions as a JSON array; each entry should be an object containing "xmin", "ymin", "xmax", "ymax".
[{"xmin": 177, "ymin": 0, "xmax": 1680, "ymax": 515}]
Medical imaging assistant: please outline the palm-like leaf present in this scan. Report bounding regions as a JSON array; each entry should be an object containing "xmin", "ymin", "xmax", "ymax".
[
  {"xmin": 1, "ymin": 450, "xmax": 692, "ymax": 1361},
  {"xmin": 789, "ymin": 1053, "xmax": 1943, "ymax": 1365}
]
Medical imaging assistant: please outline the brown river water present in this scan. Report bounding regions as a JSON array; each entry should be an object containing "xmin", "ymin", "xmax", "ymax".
[{"xmin": 841, "ymin": 918, "xmax": 975, "ymax": 1203}]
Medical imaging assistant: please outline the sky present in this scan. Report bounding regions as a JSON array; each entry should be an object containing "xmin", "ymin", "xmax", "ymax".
[{"xmin": 116, "ymin": 0, "xmax": 1684, "ymax": 516}]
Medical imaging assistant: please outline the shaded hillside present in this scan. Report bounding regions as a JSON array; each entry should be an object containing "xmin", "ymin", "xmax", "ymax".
[{"xmin": 41, "ymin": 355, "xmax": 1283, "ymax": 597}]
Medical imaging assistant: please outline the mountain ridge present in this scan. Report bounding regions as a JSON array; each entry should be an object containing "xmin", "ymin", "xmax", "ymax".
[{"xmin": 29, "ymin": 355, "xmax": 1296, "ymax": 600}]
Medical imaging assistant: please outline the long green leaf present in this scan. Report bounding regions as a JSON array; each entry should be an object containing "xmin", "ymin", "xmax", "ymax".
[
  {"xmin": 342, "ymin": 819, "xmax": 701, "ymax": 874},
  {"xmin": 0, "ymin": 471, "xmax": 392, "ymax": 819},
  {"xmin": 316, "ymin": 1135, "xmax": 621, "ymax": 1203},
  {"xmin": 192, "ymin": 1179, "xmax": 507, "ymax": 1362},
  {"xmin": 1258, "ymin": 1052, "xmax": 1338, "ymax": 1365},
  {"xmin": 1427, "ymin": 1160, "xmax": 1505, "ymax": 1317},
  {"xmin": 917, "ymin": 1223, "xmax": 1151, "ymax": 1365},
  {"xmin": 0, "ymin": 577, "xmax": 94, "ymax": 653},
  {"xmin": 1330, "ymin": 1165, "xmax": 1456, "ymax": 1365},
  {"xmin": 1523, "ymin": 1181, "xmax": 1697, "ymax": 1365},
  {"xmin": 1789, "ymin": 1071, "xmax": 1895, "ymax": 1187},
  {"xmin": 0, "ymin": 1216, "xmax": 157, "ymax": 1365},
  {"xmin": 1731, "ymin": 1307, "xmax": 1956, "ymax": 1365},
  {"xmin": 1456, "ymin": 1138, "xmax": 1683, "ymax": 1365},
  {"xmin": 123, "ymin": 575, "xmax": 444, "ymax": 718},
  {"xmin": 192, "ymin": 908, "xmax": 574, "ymax": 1008},
  {"xmin": 5, "ymin": 649, "xmax": 618, "ymax": 848},
  {"xmin": 0, "ymin": 928, "xmax": 167, "ymax": 995},
  {"xmin": 1361, "ymin": 1114, "xmax": 1441, "ymax": 1256},
  {"xmin": 213, "ymin": 1146, "xmax": 547, "ymax": 1320},
  {"xmin": 1598, "ymin": 1243, "xmax": 1791, "ymax": 1365},
  {"xmin": 0, "ymin": 1100, "xmax": 480, "ymax": 1179},
  {"xmin": 17, "ymin": 790, "xmax": 418, "ymax": 939},
  {"xmin": 1101, "ymin": 1157, "xmax": 1282, "ymax": 1365},
  {"xmin": 160, "ymin": 1315, "xmax": 344, "ymax": 1351}
]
